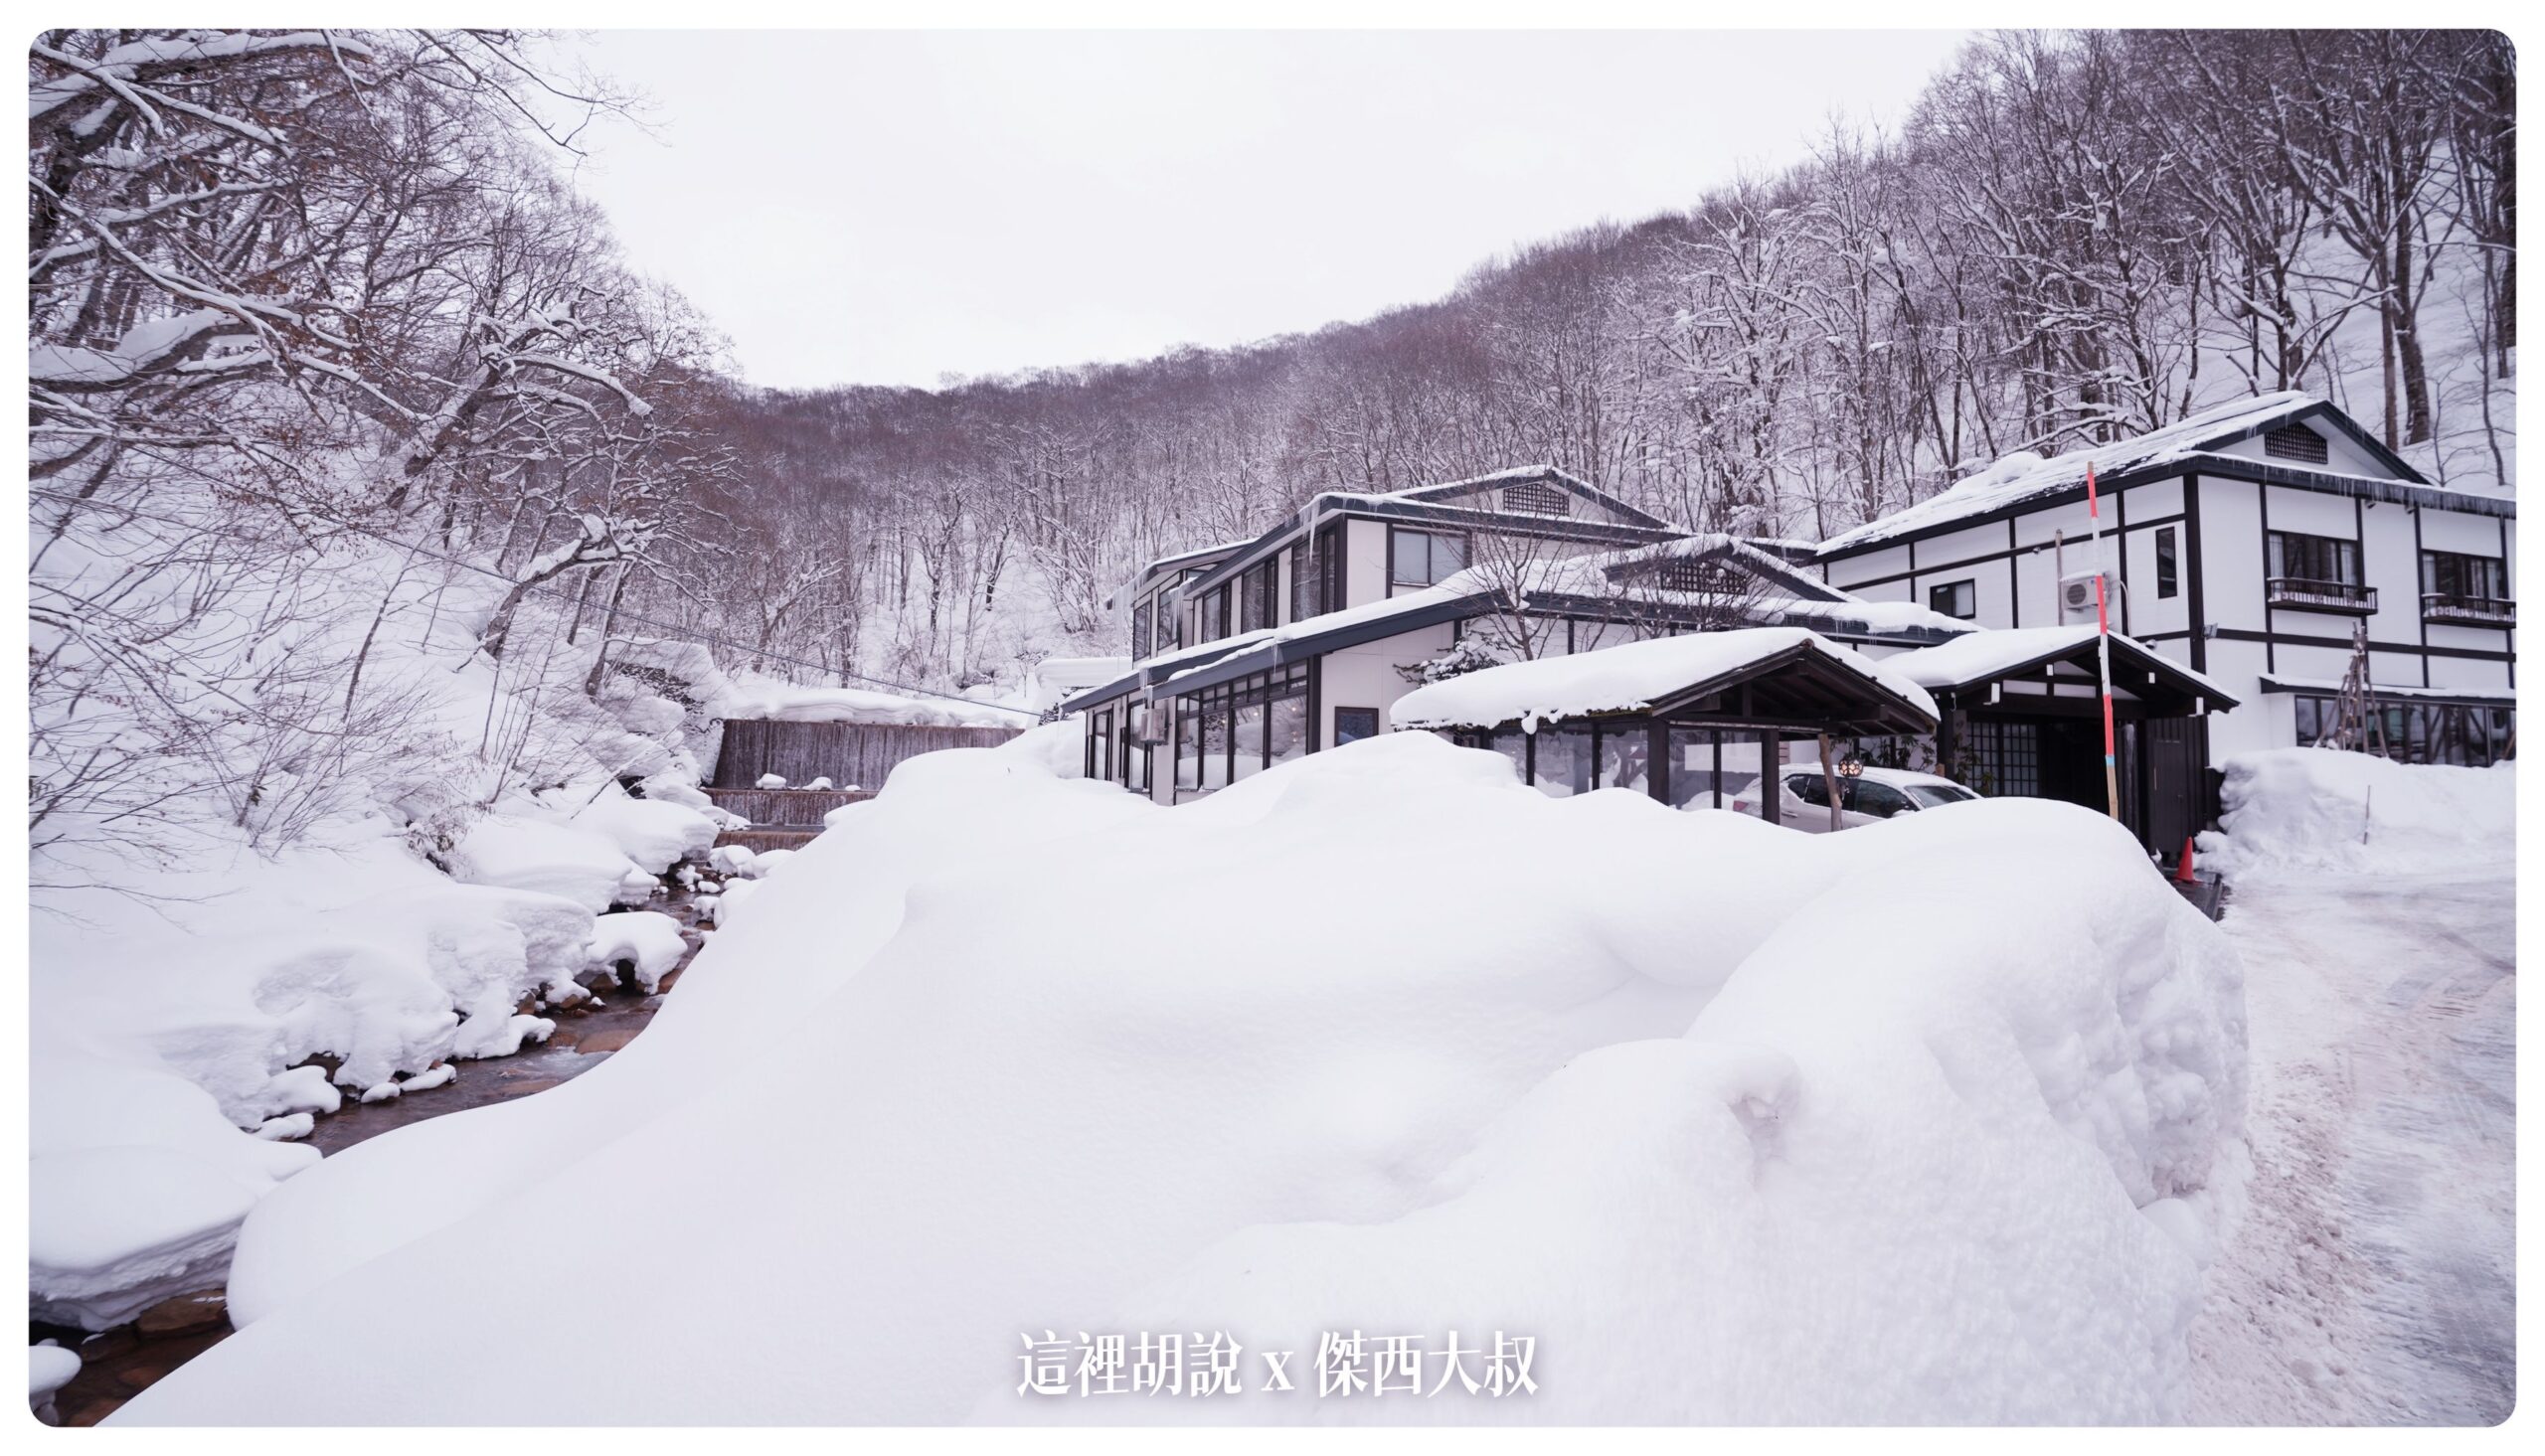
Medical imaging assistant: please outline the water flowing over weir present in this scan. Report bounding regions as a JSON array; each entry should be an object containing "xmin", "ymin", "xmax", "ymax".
[
  {"xmin": 703, "ymin": 720, "xmax": 1025, "ymax": 850},
  {"xmin": 708, "ymin": 720, "xmax": 1023, "ymax": 792}
]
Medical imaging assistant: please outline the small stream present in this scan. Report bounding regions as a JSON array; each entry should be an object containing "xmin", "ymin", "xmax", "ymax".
[{"xmin": 32, "ymin": 883, "xmax": 718, "ymax": 1426}]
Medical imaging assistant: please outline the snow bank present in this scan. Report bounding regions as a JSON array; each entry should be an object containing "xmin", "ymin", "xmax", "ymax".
[
  {"xmin": 448, "ymin": 814, "xmax": 644, "ymax": 913},
  {"xmin": 125, "ymin": 732, "xmax": 2243, "ymax": 1424},
  {"xmin": 569, "ymin": 793, "xmax": 716, "ymax": 875},
  {"xmin": 2198, "ymin": 748, "xmax": 2515, "ymax": 881},
  {"xmin": 28, "ymin": 823, "xmax": 599, "ymax": 1328}
]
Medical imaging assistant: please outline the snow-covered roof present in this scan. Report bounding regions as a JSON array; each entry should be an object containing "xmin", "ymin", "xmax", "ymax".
[
  {"xmin": 1815, "ymin": 393, "xmax": 2418, "ymax": 556},
  {"xmin": 2258, "ymin": 674, "xmax": 2516, "ymax": 705},
  {"xmin": 1392, "ymin": 627, "xmax": 1939, "ymax": 732},
  {"xmin": 1887, "ymin": 625, "xmax": 2238, "ymax": 706}
]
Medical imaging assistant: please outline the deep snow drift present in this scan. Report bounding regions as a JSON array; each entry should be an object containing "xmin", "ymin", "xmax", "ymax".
[
  {"xmin": 121, "ymin": 729, "xmax": 2245, "ymax": 1424},
  {"xmin": 2188, "ymin": 751, "xmax": 2514, "ymax": 1424}
]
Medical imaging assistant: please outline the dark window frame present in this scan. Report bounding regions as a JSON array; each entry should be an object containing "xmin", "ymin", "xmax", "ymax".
[
  {"xmin": 1928, "ymin": 578, "xmax": 1977, "ymax": 620},
  {"xmin": 1333, "ymin": 706, "xmax": 1380, "ymax": 745},
  {"xmin": 1387, "ymin": 526, "xmax": 1469, "ymax": 594},
  {"xmin": 2155, "ymin": 526, "xmax": 2178, "ymax": 599},
  {"xmin": 2422, "ymin": 549, "xmax": 2508, "ymax": 602},
  {"xmin": 1239, "ymin": 561, "xmax": 1275, "ymax": 633},
  {"xmin": 2266, "ymin": 529, "xmax": 2362, "ymax": 587}
]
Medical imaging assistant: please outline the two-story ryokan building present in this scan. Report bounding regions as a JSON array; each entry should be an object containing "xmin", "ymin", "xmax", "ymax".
[{"xmin": 1061, "ymin": 393, "xmax": 2513, "ymax": 854}]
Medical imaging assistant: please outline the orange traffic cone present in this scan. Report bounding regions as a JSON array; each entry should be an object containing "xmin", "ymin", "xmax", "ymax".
[{"xmin": 2173, "ymin": 836, "xmax": 2198, "ymax": 884}]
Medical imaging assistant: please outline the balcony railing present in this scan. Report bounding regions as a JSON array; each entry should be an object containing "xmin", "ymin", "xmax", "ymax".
[
  {"xmin": 2266, "ymin": 576, "xmax": 2378, "ymax": 614},
  {"xmin": 2422, "ymin": 591, "xmax": 2516, "ymax": 628}
]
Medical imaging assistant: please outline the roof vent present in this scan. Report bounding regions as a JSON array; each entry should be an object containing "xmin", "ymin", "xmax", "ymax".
[
  {"xmin": 1501, "ymin": 479, "xmax": 1570, "ymax": 516},
  {"xmin": 2263, "ymin": 422, "xmax": 2328, "ymax": 464}
]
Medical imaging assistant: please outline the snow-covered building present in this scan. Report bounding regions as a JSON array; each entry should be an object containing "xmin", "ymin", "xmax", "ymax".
[
  {"xmin": 1811, "ymin": 393, "xmax": 2515, "ymax": 845},
  {"xmin": 1063, "ymin": 466, "xmax": 1976, "ymax": 808},
  {"xmin": 1064, "ymin": 398, "xmax": 2509, "ymax": 860}
]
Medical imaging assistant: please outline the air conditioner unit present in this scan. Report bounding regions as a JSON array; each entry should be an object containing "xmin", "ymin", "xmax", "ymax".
[{"xmin": 2060, "ymin": 570, "xmax": 2113, "ymax": 622}]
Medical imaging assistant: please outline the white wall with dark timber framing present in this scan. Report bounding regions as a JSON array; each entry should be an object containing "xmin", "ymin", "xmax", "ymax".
[{"xmin": 1816, "ymin": 409, "xmax": 2515, "ymax": 772}]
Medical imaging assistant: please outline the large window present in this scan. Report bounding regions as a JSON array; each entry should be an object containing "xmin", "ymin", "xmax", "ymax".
[
  {"xmin": 1201, "ymin": 704, "xmax": 1231, "ymax": 789},
  {"xmin": 1175, "ymin": 665, "xmax": 1312, "ymax": 795},
  {"xmin": 1089, "ymin": 709, "xmax": 1112, "ymax": 782},
  {"xmin": 2295, "ymin": 693, "xmax": 2514, "ymax": 767},
  {"xmin": 1240, "ymin": 562, "xmax": 1275, "ymax": 633},
  {"xmin": 1957, "ymin": 719, "xmax": 2040, "ymax": 798},
  {"xmin": 1598, "ymin": 724, "xmax": 1650, "ymax": 796},
  {"xmin": 1131, "ymin": 599, "xmax": 1153, "ymax": 659},
  {"xmin": 1288, "ymin": 541, "xmax": 1314, "ymax": 622},
  {"xmin": 1531, "ymin": 724, "xmax": 1598, "ymax": 797},
  {"xmin": 2423, "ymin": 551, "xmax": 2508, "ymax": 602},
  {"xmin": 2155, "ymin": 527, "xmax": 2179, "ymax": 599},
  {"xmin": 1928, "ymin": 579, "xmax": 1976, "ymax": 620},
  {"xmin": 1175, "ymin": 699, "xmax": 1202, "ymax": 791},
  {"xmin": 2267, "ymin": 531, "xmax": 2361, "ymax": 587},
  {"xmin": 1390, "ymin": 528, "xmax": 1467, "ymax": 590},
  {"xmin": 1199, "ymin": 583, "xmax": 1229, "ymax": 642}
]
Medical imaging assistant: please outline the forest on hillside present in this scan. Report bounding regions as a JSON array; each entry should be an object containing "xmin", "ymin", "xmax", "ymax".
[
  {"xmin": 29, "ymin": 28, "xmax": 2519, "ymax": 789},
  {"xmin": 714, "ymin": 28, "xmax": 2516, "ymax": 687}
]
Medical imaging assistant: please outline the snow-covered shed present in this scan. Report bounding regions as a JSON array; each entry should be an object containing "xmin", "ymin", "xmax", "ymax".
[{"xmin": 1392, "ymin": 628, "xmax": 1938, "ymax": 819}]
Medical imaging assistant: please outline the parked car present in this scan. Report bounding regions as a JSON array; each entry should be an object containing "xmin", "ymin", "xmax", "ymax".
[{"xmin": 1730, "ymin": 764, "xmax": 1981, "ymax": 832}]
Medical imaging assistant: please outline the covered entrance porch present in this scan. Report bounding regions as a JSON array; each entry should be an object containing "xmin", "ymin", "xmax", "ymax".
[{"xmin": 1888, "ymin": 627, "xmax": 2239, "ymax": 858}]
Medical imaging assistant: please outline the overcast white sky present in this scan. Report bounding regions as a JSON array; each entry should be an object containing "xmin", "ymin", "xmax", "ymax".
[{"xmin": 563, "ymin": 30, "xmax": 1972, "ymax": 392}]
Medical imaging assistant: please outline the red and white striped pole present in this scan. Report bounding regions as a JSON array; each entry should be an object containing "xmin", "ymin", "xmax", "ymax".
[{"xmin": 2087, "ymin": 461, "xmax": 2120, "ymax": 821}]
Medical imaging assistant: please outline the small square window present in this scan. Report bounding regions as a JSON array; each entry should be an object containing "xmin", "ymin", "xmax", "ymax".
[
  {"xmin": 1928, "ymin": 579, "xmax": 1977, "ymax": 620},
  {"xmin": 1334, "ymin": 707, "xmax": 1380, "ymax": 745}
]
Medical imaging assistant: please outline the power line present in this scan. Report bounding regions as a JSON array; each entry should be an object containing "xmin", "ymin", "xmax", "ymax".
[{"xmin": 25, "ymin": 484, "xmax": 1044, "ymax": 721}]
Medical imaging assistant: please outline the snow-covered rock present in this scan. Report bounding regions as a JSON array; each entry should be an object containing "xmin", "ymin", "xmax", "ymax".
[
  {"xmin": 586, "ymin": 910, "xmax": 688, "ymax": 994},
  {"xmin": 31, "ymin": 1342, "xmax": 83, "ymax": 1418},
  {"xmin": 756, "ymin": 773, "xmax": 788, "ymax": 790},
  {"xmin": 130, "ymin": 730, "xmax": 2245, "ymax": 1423}
]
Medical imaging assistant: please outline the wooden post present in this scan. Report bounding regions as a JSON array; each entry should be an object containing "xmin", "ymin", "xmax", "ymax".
[{"xmin": 1818, "ymin": 731, "xmax": 1844, "ymax": 832}]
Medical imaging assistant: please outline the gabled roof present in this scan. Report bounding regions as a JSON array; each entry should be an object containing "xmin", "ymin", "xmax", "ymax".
[
  {"xmin": 1391, "ymin": 627, "xmax": 1939, "ymax": 736},
  {"xmin": 1598, "ymin": 534, "xmax": 1853, "ymax": 604},
  {"xmin": 1178, "ymin": 465, "xmax": 1684, "ymax": 602},
  {"xmin": 1813, "ymin": 395, "xmax": 2501, "ymax": 558},
  {"xmin": 1888, "ymin": 625, "xmax": 2239, "ymax": 714},
  {"xmin": 1372, "ymin": 463, "xmax": 1677, "ymax": 532}
]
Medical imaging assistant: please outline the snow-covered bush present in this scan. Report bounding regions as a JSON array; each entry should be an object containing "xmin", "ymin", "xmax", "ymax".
[{"xmin": 135, "ymin": 732, "xmax": 2246, "ymax": 1423}]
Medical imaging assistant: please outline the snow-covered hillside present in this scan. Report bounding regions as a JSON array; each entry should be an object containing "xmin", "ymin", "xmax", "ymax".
[
  {"xmin": 120, "ymin": 732, "xmax": 2244, "ymax": 1423},
  {"xmin": 29, "ymin": 508, "xmax": 732, "ymax": 1328}
]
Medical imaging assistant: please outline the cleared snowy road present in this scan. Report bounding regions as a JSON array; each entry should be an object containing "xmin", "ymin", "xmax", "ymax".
[{"xmin": 2190, "ymin": 869, "xmax": 2515, "ymax": 1425}]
